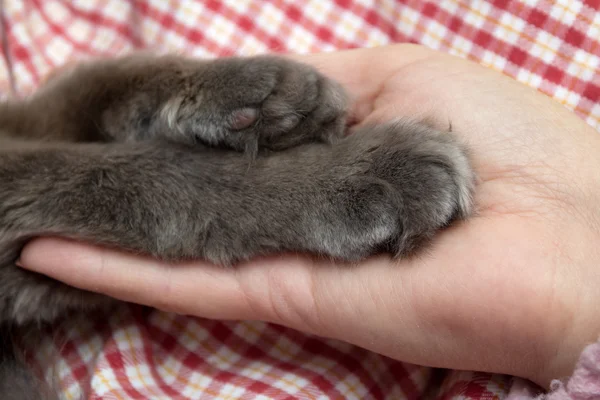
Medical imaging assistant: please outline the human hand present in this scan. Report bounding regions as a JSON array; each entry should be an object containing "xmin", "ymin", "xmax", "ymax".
[{"xmin": 19, "ymin": 44, "xmax": 600, "ymax": 388}]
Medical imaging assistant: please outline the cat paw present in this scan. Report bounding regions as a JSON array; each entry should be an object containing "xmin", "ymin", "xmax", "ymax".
[
  {"xmin": 377, "ymin": 121, "xmax": 475, "ymax": 256},
  {"xmin": 319, "ymin": 120, "xmax": 475, "ymax": 260},
  {"xmin": 167, "ymin": 55, "xmax": 349, "ymax": 153}
]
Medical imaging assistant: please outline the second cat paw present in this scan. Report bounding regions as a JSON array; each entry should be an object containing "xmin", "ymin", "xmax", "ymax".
[{"xmin": 168, "ymin": 55, "xmax": 349, "ymax": 153}]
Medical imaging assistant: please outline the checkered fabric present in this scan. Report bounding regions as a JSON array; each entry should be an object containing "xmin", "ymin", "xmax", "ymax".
[{"xmin": 1, "ymin": 1, "xmax": 598, "ymax": 399}]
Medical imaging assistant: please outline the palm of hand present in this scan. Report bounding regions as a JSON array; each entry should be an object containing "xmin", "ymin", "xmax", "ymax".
[{"xmin": 276, "ymin": 45, "xmax": 600, "ymax": 386}]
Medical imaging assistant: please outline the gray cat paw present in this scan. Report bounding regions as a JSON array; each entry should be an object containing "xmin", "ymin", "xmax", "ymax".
[
  {"xmin": 318, "ymin": 120, "xmax": 475, "ymax": 260},
  {"xmin": 171, "ymin": 56, "xmax": 349, "ymax": 153}
]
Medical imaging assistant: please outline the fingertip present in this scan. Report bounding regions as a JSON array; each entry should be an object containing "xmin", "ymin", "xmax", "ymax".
[
  {"xmin": 19, "ymin": 237, "xmax": 81, "ymax": 272},
  {"xmin": 18, "ymin": 237, "xmax": 109, "ymax": 295}
]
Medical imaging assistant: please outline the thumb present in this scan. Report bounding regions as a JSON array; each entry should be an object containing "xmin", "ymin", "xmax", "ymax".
[
  {"xmin": 18, "ymin": 236, "xmax": 424, "ymax": 341},
  {"xmin": 19, "ymin": 237, "xmax": 256, "ymax": 320},
  {"xmin": 17, "ymin": 235, "xmax": 436, "ymax": 349},
  {"xmin": 18, "ymin": 237, "xmax": 367, "ymax": 336}
]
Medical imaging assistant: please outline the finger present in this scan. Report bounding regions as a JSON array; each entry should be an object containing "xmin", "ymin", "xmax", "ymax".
[
  {"xmin": 19, "ymin": 238, "xmax": 254, "ymax": 320},
  {"xmin": 18, "ymin": 225, "xmax": 470, "ymax": 353},
  {"xmin": 18, "ymin": 236, "xmax": 410, "ymax": 340}
]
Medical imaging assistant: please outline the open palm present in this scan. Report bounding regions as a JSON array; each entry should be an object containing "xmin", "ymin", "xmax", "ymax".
[{"xmin": 21, "ymin": 44, "xmax": 600, "ymax": 387}]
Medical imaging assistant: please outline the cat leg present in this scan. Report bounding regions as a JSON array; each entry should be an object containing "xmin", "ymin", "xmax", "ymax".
[{"xmin": 4, "ymin": 54, "xmax": 347, "ymax": 150}]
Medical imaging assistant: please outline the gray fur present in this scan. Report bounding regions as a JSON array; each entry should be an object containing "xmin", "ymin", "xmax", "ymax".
[{"xmin": 0, "ymin": 53, "xmax": 475, "ymax": 398}]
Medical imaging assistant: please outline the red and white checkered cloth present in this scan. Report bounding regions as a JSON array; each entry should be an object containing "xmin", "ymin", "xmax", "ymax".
[{"xmin": 1, "ymin": 1, "xmax": 598, "ymax": 399}]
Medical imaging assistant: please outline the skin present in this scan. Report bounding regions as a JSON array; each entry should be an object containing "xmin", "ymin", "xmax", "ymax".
[{"xmin": 18, "ymin": 44, "xmax": 600, "ymax": 388}]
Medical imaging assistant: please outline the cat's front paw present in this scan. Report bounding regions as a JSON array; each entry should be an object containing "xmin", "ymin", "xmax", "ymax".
[
  {"xmin": 323, "ymin": 120, "xmax": 475, "ymax": 259},
  {"xmin": 170, "ymin": 55, "xmax": 349, "ymax": 153},
  {"xmin": 370, "ymin": 120, "xmax": 475, "ymax": 256}
]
